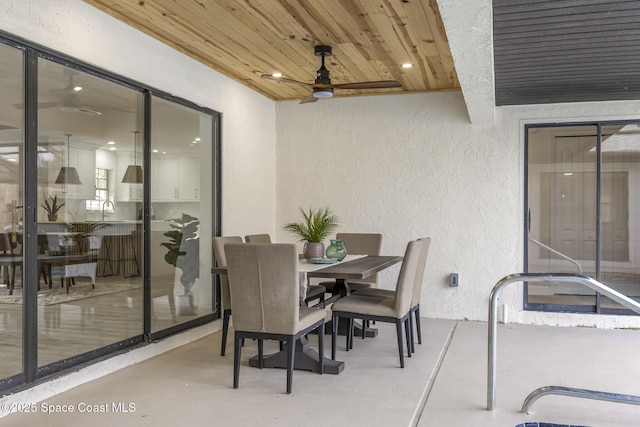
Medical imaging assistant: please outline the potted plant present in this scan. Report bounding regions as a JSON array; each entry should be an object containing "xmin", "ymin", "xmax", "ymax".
[
  {"xmin": 62, "ymin": 222, "xmax": 108, "ymax": 255},
  {"xmin": 283, "ymin": 206, "xmax": 340, "ymax": 259},
  {"xmin": 41, "ymin": 194, "xmax": 64, "ymax": 222},
  {"xmin": 161, "ymin": 213, "xmax": 200, "ymax": 314}
]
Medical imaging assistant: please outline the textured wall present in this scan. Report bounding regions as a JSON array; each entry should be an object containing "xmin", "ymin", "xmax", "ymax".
[{"xmin": 276, "ymin": 92, "xmax": 640, "ymax": 328}]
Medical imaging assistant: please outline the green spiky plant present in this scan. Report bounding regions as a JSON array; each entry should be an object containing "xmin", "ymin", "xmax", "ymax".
[
  {"xmin": 283, "ymin": 207, "xmax": 340, "ymax": 243},
  {"xmin": 41, "ymin": 194, "xmax": 65, "ymax": 215},
  {"xmin": 161, "ymin": 213, "xmax": 200, "ymax": 295}
]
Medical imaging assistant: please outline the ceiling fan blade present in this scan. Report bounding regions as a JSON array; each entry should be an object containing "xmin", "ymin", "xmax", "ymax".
[
  {"xmin": 331, "ymin": 80, "xmax": 401, "ymax": 90},
  {"xmin": 12, "ymin": 101, "xmax": 60, "ymax": 110},
  {"xmin": 260, "ymin": 74, "xmax": 313, "ymax": 88},
  {"xmin": 299, "ymin": 95, "xmax": 319, "ymax": 104}
]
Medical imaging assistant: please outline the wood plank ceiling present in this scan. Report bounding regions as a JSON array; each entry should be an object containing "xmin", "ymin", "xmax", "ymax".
[
  {"xmin": 82, "ymin": 0, "xmax": 459, "ymax": 103},
  {"xmin": 494, "ymin": 0, "xmax": 640, "ymax": 106}
]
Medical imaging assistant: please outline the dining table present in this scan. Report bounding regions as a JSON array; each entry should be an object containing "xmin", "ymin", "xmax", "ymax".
[{"xmin": 211, "ymin": 253, "xmax": 403, "ymax": 375}]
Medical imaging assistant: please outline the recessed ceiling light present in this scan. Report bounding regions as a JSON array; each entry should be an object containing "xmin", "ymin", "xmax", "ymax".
[
  {"xmin": 195, "ymin": 137, "xmax": 200, "ymax": 141},
  {"xmin": 401, "ymin": 63, "xmax": 413, "ymax": 69},
  {"xmin": 73, "ymin": 86, "xmax": 83, "ymax": 92},
  {"xmin": 109, "ymin": 147, "xmax": 116, "ymax": 151},
  {"xmin": 152, "ymin": 149, "xmax": 158, "ymax": 153},
  {"xmin": 272, "ymin": 72, "xmax": 282, "ymax": 78},
  {"xmin": 192, "ymin": 140, "xmax": 198, "ymax": 144},
  {"xmin": 107, "ymin": 141, "xmax": 115, "ymax": 145}
]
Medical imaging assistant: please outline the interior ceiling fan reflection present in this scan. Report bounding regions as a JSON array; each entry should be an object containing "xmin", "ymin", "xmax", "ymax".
[
  {"xmin": 12, "ymin": 71, "xmax": 103, "ymax": 115},
  {"xmin": 261, "ymin": 45, "xmax": 401, "ymax": 104}
]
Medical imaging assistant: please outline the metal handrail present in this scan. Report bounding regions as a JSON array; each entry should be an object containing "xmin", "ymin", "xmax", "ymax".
[
  {"xmin": 528, "ymin": 236, "xmax": 583, "ymax": 273},
  {"xmin": 521, "ymin": 385, "xmax": 640, "ymax": 413},
  {"xmin": 487, "ymin": 272, "xmax": 640, "ymax": 411}
]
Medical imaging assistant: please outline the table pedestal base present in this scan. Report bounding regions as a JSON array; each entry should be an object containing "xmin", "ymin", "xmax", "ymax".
[
  {"xmin": 248, "ymin": 336, "xmax": 344, "ymax": 375},
  {"xmin": 321, "ymin": 319, "xmax": 378, "ymax": 338}
]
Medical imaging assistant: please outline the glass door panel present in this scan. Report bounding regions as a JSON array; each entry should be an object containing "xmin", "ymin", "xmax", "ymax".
[
  {"xmin": 150, "ymin": 97, "xmax": 214, "ymax": 333},
  {"xmin": 0, "ymin": 43, "xmax": 25, "ymax": 379},
  {"xmin": 599, "ymin": 125, "xmax": 640, "ymax": 310},
  {"xmin": 36, "ymin": 58, "xmax": 144, "ymax": 365},
  {"xmin": 527, "ymin": 125, "xmax": 598, "ymax": 308}
]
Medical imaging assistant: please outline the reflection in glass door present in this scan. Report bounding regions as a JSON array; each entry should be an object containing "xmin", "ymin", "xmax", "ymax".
[
  {"xmin": 149, "ymin": 96, "xmax": 214, "ymax": 333},
  {"xmin": 526, "ymin": 123, "xmax": 640, "ymax": 314},
  {"xmin": 600, "ymin": 125, "xmax": 638, "ymax": 310},
  {"xmin": 0, "ymin": 43, "xmax": 25, "ymax": 380},
  {"xmin": 36, "ymin": 58, "xmax": 144, "ymax": 365}
]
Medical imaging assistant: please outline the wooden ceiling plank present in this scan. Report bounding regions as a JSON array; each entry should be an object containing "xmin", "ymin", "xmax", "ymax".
[{"xmin": 391, "ymin": 0, "xmax": 455, "ymax": 89}]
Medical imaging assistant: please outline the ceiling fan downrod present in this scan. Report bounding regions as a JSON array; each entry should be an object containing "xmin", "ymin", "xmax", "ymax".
[{"xmin": 313, "ymin": 45, "xmax": 333, "ymax": 98}]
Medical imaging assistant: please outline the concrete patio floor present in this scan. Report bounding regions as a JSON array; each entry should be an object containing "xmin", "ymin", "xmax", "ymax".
[{"xmin": 0, "ymin": 318, "xmax": 639, "ymax": 426}]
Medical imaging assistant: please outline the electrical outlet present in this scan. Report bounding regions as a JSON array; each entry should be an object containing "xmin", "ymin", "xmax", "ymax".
[{"xmin": 449, "ymin": 273, "xmax": 459, "ymax": 287}]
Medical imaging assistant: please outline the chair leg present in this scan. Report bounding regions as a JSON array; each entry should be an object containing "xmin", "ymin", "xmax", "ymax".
[
  {"xmin": 258, "ymin": 339, "xmax": 264, "ymax": 369},
  {"xmin": 233, "ymin": 332, "xmax": 242, "ymax": 389},
  {"xmin": 396, "ymin": 320, "xmax": 405, "ymax": 368},
  {"xmin": 317, "ymin": 322, "xmax": 324, "ymax": 374},
  {"xmin": 414, "ymin": 306, "xmax": 422, "ymax": 345},
  {"xmin": 286, "ymin": 337, "xmax": 295, "ymax": 394},
  {"xmin": 408, "ymin": 314, "xmax": 415, "ymax": 354},
  {"xmin": 405, "ymin": 318, "xmax": 412, "ymax": 357},
  {"xmin": 221, "ymin": 309, "xmax": 231, "ymax": 356},
  {"xmin": 331, "ymin": 313, "xmax": 338, "ymax": 360}
]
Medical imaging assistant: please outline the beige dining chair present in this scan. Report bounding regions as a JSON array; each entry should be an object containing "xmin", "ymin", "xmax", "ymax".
[
  {"xmin": 245, "ymin": 233, "xmax": 326, "ymax": 306},
  {"xmin": 212, "ymin": 235, "xmax": 243, "ymax": 356},
  {"xmin": 225, "ymin": 243, "xmax": 326, "ymax": 394},
  {"xmin": 354, "ymin": 237, "xmax": 431, "ymax": 352},
  {"xmin": 330, "ymin": 239, "xmax": 426, "ymax": 368},
  {"xmin": 244, "ymin": 233, "xmax": 271, "ymax": 243},
  {"xmin": 319, "ymin": 233, "xmax": 382, "ymax": 294}
]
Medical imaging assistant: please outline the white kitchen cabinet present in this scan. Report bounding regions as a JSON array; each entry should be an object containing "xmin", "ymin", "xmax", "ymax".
[{"xmin": 155, "ymin": 158, "xmax": 199, "ymax": 201}]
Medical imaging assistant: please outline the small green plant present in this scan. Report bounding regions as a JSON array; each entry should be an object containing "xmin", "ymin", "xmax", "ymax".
[
  {"xmin": 161, "ymin": 213, "xmax": 200, "ymax": 295},
  {"xmin": 64, "ymin": 222, "xmax": 108, "ymax": 236},
  {"xmin": 41, "ymin": 194, "xmax": 65, "ymax": 215},
  {"xmin": 283, "ymin": 207, "xmax": 340, "ymax": 243}
]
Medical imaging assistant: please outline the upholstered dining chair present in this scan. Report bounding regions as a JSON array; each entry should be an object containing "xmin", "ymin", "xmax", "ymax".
[
  {"xmin": 245, "ymin": 233, "xmax": 326, "ymax": 306},
  {"xmin": 244, "ymin": 233, "xmax": 271, "ymax": 243},
  {"xmin": 330, "ymin": 239, "xmax": 426, "ymax": 368},
  {"xmin": 225, "ymin": 243, "xmax": 326, "ymax": 394},
  {"xmin": 353, "ymin": 237, "xmax": 431, "ymax": 352},
  {"xmin": 212, "ymin": 235, "xmax": 243, "ymax": 356},
  {"xmin": 319, "ymin": 233, "xmax": 383, "ymax": 294}
]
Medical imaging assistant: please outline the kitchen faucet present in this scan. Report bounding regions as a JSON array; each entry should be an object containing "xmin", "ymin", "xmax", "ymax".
[{"xmin": 102, "ymin": 200, "xmax": 115, "ymax": 221}]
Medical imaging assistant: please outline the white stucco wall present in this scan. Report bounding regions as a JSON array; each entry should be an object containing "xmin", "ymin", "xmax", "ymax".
[
  {"xmin": 0, "ymin": 0, "xmax": 277, "ymax": 237},
  {"xmin": 276, "ymin": 92, "xmax": 640, "ymax": 329}
]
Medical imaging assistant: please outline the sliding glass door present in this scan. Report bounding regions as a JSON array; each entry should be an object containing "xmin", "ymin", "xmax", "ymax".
[
  {"xmin": 526, "ymin": 123, "xmax": 640, "ymax": 314},
  {"xmin": 149, "ymin": 96, "xmax": 215, "ymax": 334},
  {"xmin": 36, "ymin": 58, "xmax": 145, "ymax": 366},
  {"xmin": 0, "ymin": 33, "xmax": 220, "ymax": 393},
  {"xmin": 0, "ymin": 42, "xmax": 24, "ymax": 381}
]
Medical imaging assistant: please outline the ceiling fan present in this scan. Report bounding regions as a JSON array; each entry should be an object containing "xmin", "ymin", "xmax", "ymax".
[
  {"xmin": 13, "ymin": 72, "xmax": 103, "ymax": 115},
  {"xmin": 261, "ymin": 45, "xmax": 401, "ymax": 104}
]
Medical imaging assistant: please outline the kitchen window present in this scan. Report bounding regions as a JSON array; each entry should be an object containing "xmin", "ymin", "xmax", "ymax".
[{"xmin": 86, "ymin": 168, "xmax": 112, "ymax": 211}]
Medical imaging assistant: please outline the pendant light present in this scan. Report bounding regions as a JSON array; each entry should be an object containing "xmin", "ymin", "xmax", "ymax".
[
  {"xmin": 55, "ymin": 134, "xmax": 82, "ymax": 185},
  {"xmin": 121, "ymin": 130, "xmax": 143, "ymax": 184}
]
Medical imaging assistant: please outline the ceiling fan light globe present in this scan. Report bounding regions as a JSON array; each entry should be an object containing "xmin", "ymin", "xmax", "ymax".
[{"xmin": 313, "ymin": 89, "xmax": 333, "ymax": 99}]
